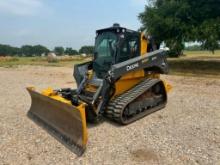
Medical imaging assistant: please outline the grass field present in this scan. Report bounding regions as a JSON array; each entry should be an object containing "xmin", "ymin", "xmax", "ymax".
[
  {"xmin": 0, "ymin": 50, "xmax": 219, "ymax": 78},
  {"xmin": 168, "ymin": 50, "xmax": 220, "ymax": 77},
  {"xmin": 183, "ymin": 50, "xmax": 220, "ymax": 57},
  {"xmin": 0, "ymin": 56, "xmax": 88, "ymax": 68}
]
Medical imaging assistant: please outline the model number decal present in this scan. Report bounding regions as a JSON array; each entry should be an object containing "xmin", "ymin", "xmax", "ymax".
[{"xmin": 126, "ymin": 63, "xmax": 139, "ymax": 71}]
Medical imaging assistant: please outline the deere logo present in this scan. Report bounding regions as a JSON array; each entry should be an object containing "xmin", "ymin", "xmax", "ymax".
[{"xmin": 126, "ymin": 63, "xmax": 139, "ymax": 71}]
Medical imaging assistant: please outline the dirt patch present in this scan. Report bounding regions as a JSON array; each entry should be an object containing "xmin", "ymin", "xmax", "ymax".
[
  {"xmin": 130, "ymin": 149, "xmax": 159, "ymax": 163},
  {"xmin": 0, "ymin": 66, "xmax": 220, "ymax": 165}
]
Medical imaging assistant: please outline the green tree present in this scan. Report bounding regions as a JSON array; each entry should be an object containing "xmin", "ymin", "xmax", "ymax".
[
  {"xmin": 54, "ymin": 46, "xmax": 64, "ymax": 56},
  {"xmin": 0, "ymin": 44, "xmax": 50, "ymax": 56},
  {"xmin": 21, "ymin": 45, "xmax": 33, "ymax": 56},
  {"xmin": 33, "ymin": 45, "xmax": 50, "ymax": 56},
  {"xmin": 139, "ymin": 0, "xmax": 220, "ymax": 56},
  {"xmin": 11, "ymin": 47, "xmax": 21, "ymax": 56},
  {"xmin": 0, "ymin": 44, "xmax": 10, "ymax": 56},
  {"xmin": 65, "ymin": 47, "xmax": 78, "ymax": 55},
  {"xmin": 0, "ymin": 44, "xmax": 20, "ymax": 56},
  {"xmin": 79, "ymin": 46, "xmax": 94, "ymax": 55}
]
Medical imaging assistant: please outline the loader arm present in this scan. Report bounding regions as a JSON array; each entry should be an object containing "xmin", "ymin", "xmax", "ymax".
[{"xmin": 108, "ymin": 49, "xmax": 168, "ymax": 81}]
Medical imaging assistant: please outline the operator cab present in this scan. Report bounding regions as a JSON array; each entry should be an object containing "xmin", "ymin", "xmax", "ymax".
[{"xmin": 93, "ymin": 23, "xmax": 141, "ymax": 78}]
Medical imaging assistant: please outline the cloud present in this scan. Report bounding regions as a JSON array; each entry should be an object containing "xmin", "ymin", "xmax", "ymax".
[{"xmin": 0, "ymin": 0, "xmax": 44, "ymax": 16}]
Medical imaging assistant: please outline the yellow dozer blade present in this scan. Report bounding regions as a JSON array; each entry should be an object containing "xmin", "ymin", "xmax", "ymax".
[{"xmin": 26, "ymin": 87, "xmax": 88, "ymax": 156}]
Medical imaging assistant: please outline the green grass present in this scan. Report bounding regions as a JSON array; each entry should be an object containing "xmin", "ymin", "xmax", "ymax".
[
  {"xmin": 183, "ymin": 50, "xmax": 220, "ymax": 57},
  {"xmin": 0, "ymin": 56, "xmax": 88, "ymax": 68},
  {"xmin": 168, "ymin": 50, "xmax": 220, "ymax": 77}
]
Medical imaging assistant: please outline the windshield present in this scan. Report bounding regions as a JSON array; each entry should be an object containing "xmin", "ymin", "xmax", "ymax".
[{"xmin": 93, "ymin": 32, "xmax": 117, "ymax": 78}]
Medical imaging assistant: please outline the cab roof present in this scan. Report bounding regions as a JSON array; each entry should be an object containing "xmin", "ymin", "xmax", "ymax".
[{"xmin": 96, "ymin": 23, "xmax": 139, "ymax": 35}]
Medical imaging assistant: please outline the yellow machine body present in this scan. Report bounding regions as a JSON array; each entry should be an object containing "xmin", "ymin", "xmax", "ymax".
[
  {"xmin": 26, "ymin": 27, "xmax": 171, "ymax": 155},
  {"xmin": 85, "ymin": 32, "xmax": 171, "ymax": 97}
]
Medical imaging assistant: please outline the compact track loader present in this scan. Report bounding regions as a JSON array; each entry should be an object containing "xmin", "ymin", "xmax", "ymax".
[{"xmin": 27, "ymin": 24, "xmax": 171, "ymax": 155}]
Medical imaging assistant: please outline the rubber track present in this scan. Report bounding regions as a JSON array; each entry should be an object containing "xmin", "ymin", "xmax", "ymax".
[{"xmin": 105, "ymin": 78, "xmax": 165, "ymax": 124}]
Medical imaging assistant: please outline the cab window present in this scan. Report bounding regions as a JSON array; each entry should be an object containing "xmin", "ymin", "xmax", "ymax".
[{"xmin": 117, "ymin": 34, "xmax": 140, "ymax": 63}]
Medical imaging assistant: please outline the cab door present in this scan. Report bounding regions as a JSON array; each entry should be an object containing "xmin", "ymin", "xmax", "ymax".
[{"xmin": 116, "ymin": 33, "xmax": 140, "ymax": 63}]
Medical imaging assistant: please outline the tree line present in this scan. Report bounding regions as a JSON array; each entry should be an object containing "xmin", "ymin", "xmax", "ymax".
[
  {"xmin": 0, "ymin": 44, "xmax": 94, "ymax": 57},
  {"xmin": 54, "ymin": 46, "xmax": 94, "ymax": 56},
  {"xmin": 139, "ymin": 0, "xmax": 220, "ymax": 56}
]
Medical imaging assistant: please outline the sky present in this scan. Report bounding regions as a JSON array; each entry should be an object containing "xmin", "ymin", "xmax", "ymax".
[{"xmin": 0, "ymin": 0, "xmax": 147, "ymax": 50}]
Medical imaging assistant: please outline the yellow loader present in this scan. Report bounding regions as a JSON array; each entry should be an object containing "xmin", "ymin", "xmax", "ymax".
[{"xmin": 27, "ymin": 24, "xmax": 171, "ymax": 155}]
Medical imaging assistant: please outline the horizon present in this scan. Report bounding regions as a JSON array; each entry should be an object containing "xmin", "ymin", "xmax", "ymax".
[{"xmin": 0, "ymin": 0, "xmax": 146, "ymax": 50}]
